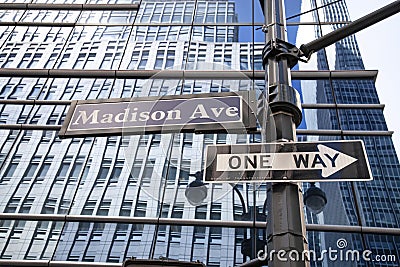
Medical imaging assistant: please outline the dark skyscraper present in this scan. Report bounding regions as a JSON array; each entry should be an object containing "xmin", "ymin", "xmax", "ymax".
[{"xmin": 0, "ymin": 1, "xmax": 398, "ymax": 266}]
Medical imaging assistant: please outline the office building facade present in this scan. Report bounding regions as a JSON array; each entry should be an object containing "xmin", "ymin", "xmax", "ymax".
[{"xmin": 0, "ymin": 0, "xmax": 399, "ymax": 266}]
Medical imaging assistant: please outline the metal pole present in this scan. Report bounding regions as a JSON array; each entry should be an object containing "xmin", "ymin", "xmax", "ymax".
[
  {"xmin": 0, "ymin": 68, "xmax": 378, "ymax": 80},
  {"xmin": 262, "ymin": 0, "xmax": 308, "ymax": 266}
]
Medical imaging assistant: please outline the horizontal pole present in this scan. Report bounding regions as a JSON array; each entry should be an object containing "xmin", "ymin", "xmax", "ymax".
[
  {"xmin": 301, "ymin": 103, "xmax": 385, "ymax": 109},
  {"xmin": 307, "ymin": 224, "xmax": 400, "ymax": 235},
  {"xmin": 0, "ymin": 213, "xmax": 399, "ymax": 235},
  {"xmin": 0, "ymin": 22, "xmax": 77, "ymax": 27},
  {"xmin": 296, "ymin": 69, "xmax": 378, "ymax": 81},
  {"xmin": 0, "ymin": 3, "xmax": 140, "ymax": 10},
  {"xmin": 0, "ymin": 21, "xmax": 350, "ymax": 27},
  {"xmin": 0, "ymin": 213, "xmax": 264, "ymax": 228},
  {"xmin": 296, "ymin": 129, "xmax": 394, "ymax": 136},
  {"xmin": 0, "ymin": 124, "xmax": 62, "ymax": 131},
  {"xmin": 0, "ymin": 100, "xmax": 384, "ymax": 110},
  {"xmin": 0, "ymin": 124, "xmax": 393, "ymax": 136},
  {"xmin": 133, "ymin": 22, "xmax": 350, "ymax": 26},
  {"xmin": 132, "ymin": 22, "xmax": 351, "ymax": 26},
  {"xmin": 0, "ymin": 69, "xmax": 378, "ymax": 80},
  {"xmin": 288, "ymin": 21, "xmax": 350, "ymax": 25},
  {"xmin": 0, "ymin": 99, "xmax": 72, "ymax": 105}
]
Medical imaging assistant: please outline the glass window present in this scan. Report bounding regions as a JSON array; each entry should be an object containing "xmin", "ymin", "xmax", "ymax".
[
  {"xmin": 97, "ymin": 200, "xmax": 111, "ymax": 216},
  {"xmin": 129, "ymin": 160, "xmax": 142, "ymax": 185},
  {"xmin": 134, "ymin": 201, "xmax": 147, "ymax": 217},
  {"xmin": 57, "ymin": 163, "xmax": 70, "ymax": 178},
  {"xmin": 81, "ymin": 200, "xmax": 96, "ymax": 215},
  {"xmin": 120, "ymin": 201, "xmax": 133, "ymax": 216}
]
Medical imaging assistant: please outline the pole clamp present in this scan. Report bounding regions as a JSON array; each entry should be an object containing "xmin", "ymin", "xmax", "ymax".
[{"xmin": 262, "ymin": 38, "xmax": 306, "ymax": 69}]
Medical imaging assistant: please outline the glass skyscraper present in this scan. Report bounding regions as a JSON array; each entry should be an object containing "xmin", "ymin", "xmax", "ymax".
[{"xmin": 0, "ymin": 0, "xmax": 399, "ymax": 266}]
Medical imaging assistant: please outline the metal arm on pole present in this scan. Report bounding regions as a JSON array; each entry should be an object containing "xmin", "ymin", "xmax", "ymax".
[
  {"xmin": 259, "ymin": 1, "xmax": 400, "ymax": 64},
  {"xmin": 299, "ymin": 0, "xmax": 400, "ymax": 59}
]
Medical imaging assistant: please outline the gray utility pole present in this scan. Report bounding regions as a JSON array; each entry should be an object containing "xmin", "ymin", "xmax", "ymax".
[
  {"xmin": 241, "ymin": 0, "xmax": 400, "ymax": 266},
  {"xmin": 262, "ymin": 0, "xmax": 308, "ymax": 266},
  {"xmin": 260, "ymin": 1, "xmax": 400, "ymax": 266}
]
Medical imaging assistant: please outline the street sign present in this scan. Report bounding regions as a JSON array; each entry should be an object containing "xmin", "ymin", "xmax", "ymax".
[
  {"xmin": 58, "ymin": 91, "xmax": 256, "ymax": 138},
  {"xmin": 204, "ymin": 140, "xmax": 372, "ymax": 183}
]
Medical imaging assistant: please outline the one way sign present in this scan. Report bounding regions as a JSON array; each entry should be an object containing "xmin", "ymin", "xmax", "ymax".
[{"xmin": 204, "ymin": 140, "xmax": 372, "ymax": 183}]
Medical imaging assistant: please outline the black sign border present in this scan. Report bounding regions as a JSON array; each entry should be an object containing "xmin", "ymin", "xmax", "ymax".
[
  {"xmin": 204, "ymin": 140, "xmax": 373, "ymax": 183},
  {"xmin": 58, "ymin": 91, "xmax": 257, "ymax": 138}
]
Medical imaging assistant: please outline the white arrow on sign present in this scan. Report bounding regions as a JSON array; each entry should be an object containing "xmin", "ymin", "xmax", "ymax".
[{"xmin": 216, "ymin": 145, "xmax": 358, "ymax": 178}]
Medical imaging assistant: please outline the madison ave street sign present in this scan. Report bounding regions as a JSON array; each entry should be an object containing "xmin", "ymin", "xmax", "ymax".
[
  {"xmin": 204, "ymin": 140, "xmax": 372, "ymax": 183},
  {"xmin": 59, "ymin": 91, "xmax": 257, "ymax": 138}
]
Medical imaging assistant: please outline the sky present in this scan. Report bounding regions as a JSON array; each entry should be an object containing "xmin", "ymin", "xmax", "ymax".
[{"xmin": 345, "ymin": 0, "xmax": 400, "ymax": 157}]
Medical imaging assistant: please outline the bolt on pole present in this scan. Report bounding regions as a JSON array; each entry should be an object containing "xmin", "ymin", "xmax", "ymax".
[{"xmin": 261, "ymin": 0, "xmax": 309, "ymax": 266}]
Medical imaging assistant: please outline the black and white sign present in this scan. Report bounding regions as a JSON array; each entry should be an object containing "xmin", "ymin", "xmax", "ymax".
[
  {"xmin": 59, "ymin": 91, "xmax": 257, "ymax": 138},
  {"xmin": 204, "ymin": 140, "xmax": 372, "ymax": 182}
]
